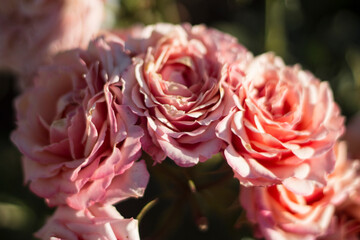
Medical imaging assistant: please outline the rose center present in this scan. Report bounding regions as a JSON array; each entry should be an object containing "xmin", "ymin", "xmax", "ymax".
[
  {"xmin": 160, "ymin": 62, "xmax": 197, "ymax": 88},
  {"xmin": 252, "ymin": 80, "xmax": 295, "ymax": 118}
]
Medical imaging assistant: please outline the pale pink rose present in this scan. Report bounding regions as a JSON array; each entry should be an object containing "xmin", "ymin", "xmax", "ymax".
[
  {"xmin": 217, "ymin": 52, "xmax": 345, "ymax": 194},
  {"xmin": 11, "ymin": 34, "xmax": 149, "ymax": 210},
  {"xmin": 240, "ymin": 141, "xmax": 360, "ymax": 240},
  {"xmin": 0, "ymin": 0, "xmax": 104, "ymax": 90},
  {"xmin": 35, "ymin": 204, "xmax": 140, "ymax": 240},
  {"xmin": 122, "ymin": 23, "xmax": 251, "ymax": 166}
]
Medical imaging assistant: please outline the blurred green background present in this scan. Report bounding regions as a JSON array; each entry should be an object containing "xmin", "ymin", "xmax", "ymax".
[{"xmin": 1, "ymin": 0, "xmax": 360, "ymax": 239}]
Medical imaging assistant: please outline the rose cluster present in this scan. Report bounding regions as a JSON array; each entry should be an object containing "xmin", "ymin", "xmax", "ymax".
[{"xmin": 4, "ymin": 1, "xmax": 360, "ymax": 239}]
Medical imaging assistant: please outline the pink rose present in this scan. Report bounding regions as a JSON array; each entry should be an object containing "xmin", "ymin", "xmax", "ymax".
[
  {"xmin": 240, "ymin": 141, "xmax": 360, "ymax": 240},
  {"xmin": 0, "ymin": 0, "xmax": 104, "ymax": 90},
  {"xmin": 11, "ymin": 34, "xmax": 149, "ymax": 210},
  {"xmin": 124, "ymin": 23, "xmax": 252, "ymax": 64},
  {"xmin": 327, "ymin": 141, "xmax": 360, "ymax": 206},
  {"xmin": 35, "ymin": 204, "xmax": 140, "ymax": 240},
  {"xmin": 122, "ymin": 23, "xmax": 251, "ymax": 166},
  {"xmin": 241, "ymin": 185, "xmax": 335, "ymax": 240},
  {"xmin": 322, "ymin": 141, "xmax": 360, "ymax": 239},
  {"xmin": 217, "ymin": 53, "xmax": 345, "ymax": 194}
]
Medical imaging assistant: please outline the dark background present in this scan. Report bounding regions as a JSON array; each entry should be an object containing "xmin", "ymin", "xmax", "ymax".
[{"xmin": 1, "ymin": 0, "xmax": 360, "ymax": 239}]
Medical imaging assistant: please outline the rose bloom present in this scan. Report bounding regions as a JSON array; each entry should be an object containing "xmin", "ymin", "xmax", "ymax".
[
  {"xmin": 122, "ymin": 23, "xmax": 252, "ymax": 166},
  {"xmin": 217, "ymin": 53, "xmax": 345, "ymax": 194},
  {"xmin": 240, "ymin": 141, "xmax": 360, "ymax": 240},
  {"xmin": 322, "ymin": 141, "xmax": 360, "ymax": 239},
  {"xmin": 35, "ymin": 204, "xmax": 140, "ymax": 240},
  {"xmin": 11, "ymin": 34, "xmax": 149, "ymax": 210},
  {"xmin": 327, "ymin": 141, "xmax": 360, "ymax": 206},
  {"xmin": 0, "ymin": 0, "xmax": 104, "ymax": 90},
  {"xmin": 241, "ymin": 185, "xmax": 335, "ymax": 240}
]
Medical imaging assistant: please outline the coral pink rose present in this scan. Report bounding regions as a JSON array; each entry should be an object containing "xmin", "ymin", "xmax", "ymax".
[
  {"xmin": 122, "ymin": 23, "xmax": 251, "ymax": 166},
  {"xmin": 35, "ymin": 204, "xmax": 140, "ymax": 240},
  {"xmin": 240, "ymin": 141, "xmax": 360, "ymax": 240},
  {"xmin": 241, "ymin": 184, "xmax": 335, "ymax": 240},
  {"xmin": 217, "ymin": 52, "xmax": 345, "ymax": 194},
  {"xmin": 11, "ymin": 34, "xmax": 149, "ymax": 210},
  {"xmin": 0, "ymin": 0, "xmax": 104, "ymax": 90}
]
